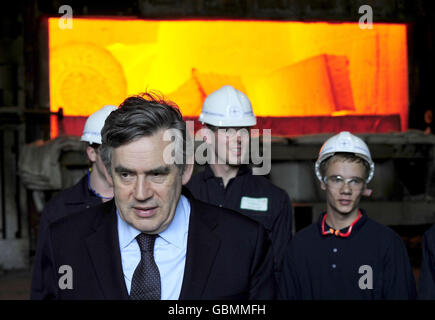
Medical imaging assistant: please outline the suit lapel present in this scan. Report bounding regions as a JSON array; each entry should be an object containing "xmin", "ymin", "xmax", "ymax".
[
  {"xmin": 85, "ymin": 203, "xmax": 129, "ymax": 299},
  {"xmin": 179, "ymin": 198, "xmax": 220, "ymax": 300}
]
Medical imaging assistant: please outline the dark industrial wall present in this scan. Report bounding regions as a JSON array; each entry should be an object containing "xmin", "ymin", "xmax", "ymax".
[
  {"xmin": 0, "ymin": 2, "xmax": 22, "ymax": 108},
  {"xmin": 407, "ymin": 4, "xmax": 435, "ymax": 133}
]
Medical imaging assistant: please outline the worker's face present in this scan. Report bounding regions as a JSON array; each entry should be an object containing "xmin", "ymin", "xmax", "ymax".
[
  {"xmin": 321, "ymin": 158, "xmax": 367, "ymax": 218},
  {"xmin": 108, "ymin": 130, "xmax": 192, "ymax": 234},
  {"xmin": 87, "ymin": 145, "xmax": 111, "ymax": 184},
  {"xmin": 95, "ymin": 152, "xmax": 109, "ymax": 180},
  {"xmin": 211, "ymin": 127, "xmax": 250, "ymax": 166}
]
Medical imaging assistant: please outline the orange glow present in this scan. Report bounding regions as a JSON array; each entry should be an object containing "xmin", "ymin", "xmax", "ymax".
[{"xmin": 49, "ymin": 18, "xmax": 408, "ymax": 134}]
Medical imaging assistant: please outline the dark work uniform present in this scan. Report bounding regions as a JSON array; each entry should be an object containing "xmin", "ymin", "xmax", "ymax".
[
  {"xmin": 31, "ymin": 173, "xmax": 103, "ymax": 296},
  {"xmin": 281, "ymin": 209, "xmax": 416, "ymax": 300},
  {"xmin": 186, "ymin": 165, "xmax": 293, "ymax": 282},
  {"xmin": 37, "ymin": 174, "xmax": 103, "ymax": 234},
  {"xmin": 419, "ymin": 224, "xmax": 435, "ymax": 299}
]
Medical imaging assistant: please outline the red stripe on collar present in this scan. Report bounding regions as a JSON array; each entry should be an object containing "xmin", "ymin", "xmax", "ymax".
[{"xmin": 321, "ymin": 210, "xmax": 362, "ymax": 238}]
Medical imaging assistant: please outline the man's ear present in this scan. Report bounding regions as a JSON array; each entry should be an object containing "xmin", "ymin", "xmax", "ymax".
[
  {"xmin": 320, "ymin": 180, "xmax": 327, "ymax": 191},
  {"xmin": 362, "ymin": 188, "xmax": 373, "ymax": 197},
  {"xmin": 86, "ymin": 146, "xmax": 97, "ymax": 163},
  {"xmin": 181, "ymin": 164, "xmax": 194, "ymax": 185}
]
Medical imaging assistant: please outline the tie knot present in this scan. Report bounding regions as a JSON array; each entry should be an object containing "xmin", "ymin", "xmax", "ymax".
[{"xmin": 136, "ymin": 233, "xmax": 157, "ymax": 252}]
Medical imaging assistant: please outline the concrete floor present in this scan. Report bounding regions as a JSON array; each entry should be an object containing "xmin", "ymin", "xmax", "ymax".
[
  {"xmin": 0, "ymin": 268, "xmax": 32, "ymax": 300},
  {"xmin": 0, "ymin": 267, "xmax": 421, "ymax": 300}
]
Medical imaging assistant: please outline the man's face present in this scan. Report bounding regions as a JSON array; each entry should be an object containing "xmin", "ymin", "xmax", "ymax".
[
  {"xmin": 95, "ymin": 149, "xmax": 111, "ymax": 182},
  {"xmin": 109, "ymin": 129, "xmax": 192, "ymax": 234},
  {"xmin": 321, "ymin": 158, "xmax": 366, "ymax": 217},
  {"xmin": 87, "ymin": 145, "xmax": 111, "ymax": 183},
  {"xmin": 212, "ymin": 127, "xmax": 250, "ymax": 166}
]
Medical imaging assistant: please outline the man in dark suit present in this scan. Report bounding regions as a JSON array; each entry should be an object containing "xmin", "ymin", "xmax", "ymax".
[{"xmin": 31, "ymin": 92, "xmax": 275, "ymax": 300}]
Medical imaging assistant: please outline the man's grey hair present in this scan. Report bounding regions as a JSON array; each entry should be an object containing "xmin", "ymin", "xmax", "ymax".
[{"xmin": 99, "ymin": 92, "xmax": 190, "ymax": 176}]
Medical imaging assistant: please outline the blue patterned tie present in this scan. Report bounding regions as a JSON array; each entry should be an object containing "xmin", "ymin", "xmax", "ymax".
[{"xmin": 130, "ymin": 233, "xmax": 161, "ymax": 300}]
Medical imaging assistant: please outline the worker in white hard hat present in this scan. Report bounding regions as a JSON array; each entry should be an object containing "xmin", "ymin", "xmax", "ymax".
[
  {"xmin": 281, "ymin": 131, "xmax": 416, "ymax": 300},
  {"xmin": 186, "ymin": 85, "xmax": 293, "ymax": 285},
  {"xmin": 80, "ymin": 105, "xmax": 117, "ymax": 201},
  {"xmin": 32, "ymin": 106, "xmax": 117, "ymax": 287},
  {"xmin": 38, "ymin": 104, "xmax": 117, "ymax": 227}
]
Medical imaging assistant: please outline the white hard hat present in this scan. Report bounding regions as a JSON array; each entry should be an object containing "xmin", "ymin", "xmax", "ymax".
[
  {"xmin": 81, "ymin": 105, "xmax": 118, "ymax": 144},
  {"xmin": 199, "ymin": 85, "xmax": 256, "ymax": 127},
  {"xmin": 315, "ymin": 131, "xmax": 375, "ymax": 183}
]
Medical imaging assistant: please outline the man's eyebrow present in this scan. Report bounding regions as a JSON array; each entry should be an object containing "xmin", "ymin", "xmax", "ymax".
[
  {"xmin": 114, "ymin": 166, "xmax": 135, "ymax": 174},
  {"xmin": 114, "ymin": 165, "xmax": 171, "ymax": 175},
  {"xmin": 147, "ymin": 165, "xmax": 171, "ymax": 175}
]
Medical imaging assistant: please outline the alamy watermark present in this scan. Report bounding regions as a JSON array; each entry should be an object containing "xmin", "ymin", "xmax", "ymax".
[
  {"xmin": 58, "ymin": 265, "xmax": 73, "ymax": 290},
  {"xmin": 359, "ymin": 5, "xmax": 373, "ymax": 30},
  {"xmin": 58, "ymin": 5, "xmax": 73, "ymax": 29},
  {"xmin": 358, "ymin": 265, "xmax": 373, "ymax": 290}
]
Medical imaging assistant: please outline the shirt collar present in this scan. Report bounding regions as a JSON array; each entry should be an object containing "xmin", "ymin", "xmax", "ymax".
[
  {"xmin": 158, "ymin": 195, "xmax": 190, "ymax": 248},
  {"xmin": 117, "ymin": 195, "xmax": 191, "ymax": 249},
  {"xmin": 317, "ymin": 208, "xmax": 368, "ymax": 239}
]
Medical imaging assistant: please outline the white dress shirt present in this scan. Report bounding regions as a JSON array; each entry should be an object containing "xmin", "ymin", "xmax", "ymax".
[{"xmin": 117, "ymin": 195, "xmax": 190, "ymax": 300}]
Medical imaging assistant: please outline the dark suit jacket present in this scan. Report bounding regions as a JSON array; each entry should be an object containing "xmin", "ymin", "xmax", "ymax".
[{"xmin": 31, "ymin": 190, "xmax": 276, "ymax": 300}]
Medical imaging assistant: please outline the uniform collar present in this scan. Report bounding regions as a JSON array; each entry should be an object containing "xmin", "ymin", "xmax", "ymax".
[
  {"xmin": 203, "ymin": 164, "xmax": 252, "ymax": 180},
  {"xmin": 318, "ymin": 209, "xmax": 368, "ymax": 239},
  {"xmin": 64, "ymin": 174, "xmax": 100, "ymax": 205}
]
